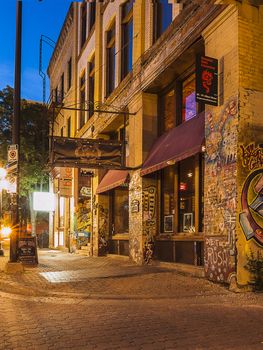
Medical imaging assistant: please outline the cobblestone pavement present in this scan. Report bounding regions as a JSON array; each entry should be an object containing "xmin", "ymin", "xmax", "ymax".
[{"xmin": 0, "ymin": 249, "xmax": 262, "ymax": 350}]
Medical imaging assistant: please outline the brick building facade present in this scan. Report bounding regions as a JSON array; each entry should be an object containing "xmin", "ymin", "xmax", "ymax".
[{"xmin": 48, "ymin": 0, "xmax": 263, "ymax": 287}]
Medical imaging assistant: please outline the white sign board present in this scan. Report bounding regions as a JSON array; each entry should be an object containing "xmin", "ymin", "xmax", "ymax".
[{"xmin": 33, "ymin": 192, "xmax": 55, "ymax": 212}]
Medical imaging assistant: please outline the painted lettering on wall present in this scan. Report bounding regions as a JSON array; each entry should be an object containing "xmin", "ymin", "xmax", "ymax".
[{"xmin": 204, "ymin": 236, "xmax": 235, "ymax": 283}]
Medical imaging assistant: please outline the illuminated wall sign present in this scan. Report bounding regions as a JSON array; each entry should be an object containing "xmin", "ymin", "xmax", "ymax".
[
  {"xmin": 196, "ymin": 55, "xmax": 218, "ymax": 106},
  {"xmin": 33, "ymin": 192, "xmax": 55, "ymax": 212}
]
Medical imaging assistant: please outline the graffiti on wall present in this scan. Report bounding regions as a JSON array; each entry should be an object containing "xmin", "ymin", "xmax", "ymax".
[
  {"xmin": 240, "ymin": 143, "xmax": 263, "ymax": 171},
  {"xmin": 240, "ymin": 143, "xmax": 263, "ymax": 246},
  {"xmin": 129, "ymin": 172, "xmax": 143, "ymax": 264},
  {"xmin": 204, "ymin": 236, "xmax": 235, "ymax": 283},
  {"xmin": 142, "ymin": 186, "xmax": 157, "ymax": 263},
  {"xmin": 205, "ymin": 98, "xmax": 238, "ymax": 282},
  {"xmin": 97, "ymin": 204, "xmax": 109, "ymax": 255}
]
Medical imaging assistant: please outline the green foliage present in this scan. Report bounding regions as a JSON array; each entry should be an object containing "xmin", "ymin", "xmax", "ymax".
[
  {"xmin": 0, "ymin": 85, "xmax": 49, "ymax": 219},
  {"xmin": 245, "ymin": 250, "xmax": 263, "ymax": 291}
]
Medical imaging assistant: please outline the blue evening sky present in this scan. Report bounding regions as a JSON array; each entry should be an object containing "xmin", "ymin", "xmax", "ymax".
[{"xmin": 0, "ymin": 0, "xmax": 75, "ymax": 102}]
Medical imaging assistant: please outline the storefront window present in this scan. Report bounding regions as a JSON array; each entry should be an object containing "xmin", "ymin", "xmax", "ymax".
[
  {"xmin": 112, "ymin": 188, "xmax": 129, "ymax": 234},
  {"xmin": 161, "ymin": 166, "xmax": 174, "ymax": 232},
  {"xmin": 178, "ymin": 156, "xmax": 195, "ymax": 233},
  {"xmin": 160, "ymin": 155, "xmax": 203, "ymax": 234},
  {"xmin": 182, "ymin": 74, "xmax": 197, "ymax": 122}
]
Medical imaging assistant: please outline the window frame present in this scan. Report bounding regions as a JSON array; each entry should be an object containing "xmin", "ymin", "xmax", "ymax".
[
  {"xmin": 106, "ymin": 22, "xmax": 116, "ymax": 97},
  {"xmin": 89, "ymin": 2, "xmax": 96, "ymax": 32},
  {"xmin": 159, "ymin": 153, "xmax": 204, "ymax": 235},
  {"xmin": 153, "ymin": 0, "xmax": 173, "ymax": 43},
  {"xmin": 81, "ymin": 2, "xmax": 87, "ymax": 48},
  {"xmin": 67, "ymin": 58, "xmax": 72, "ymax": 91},
  {"xmin": 79, "ymin": 71, "xmax": 86, "ymax": 129},
  {"xmin": 88, "ymin": 56, "xmax": 95, "ymax": 119},
  {"xmin": 121, "ymin": 1, "xmax": 134, "ymax": 81}
]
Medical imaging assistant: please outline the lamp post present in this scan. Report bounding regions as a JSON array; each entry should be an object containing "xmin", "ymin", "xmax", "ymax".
[
  {"xmin": 10, "ymin": 0, "xmax": 22, "ymax": 262},
  {"xmin": 0, "ymin": 169, "xmax": 8, "ymax": 256}
]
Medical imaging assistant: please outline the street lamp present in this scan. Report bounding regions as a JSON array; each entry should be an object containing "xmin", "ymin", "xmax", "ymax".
[{"xmin": 0, "ymin": 169, "xmax": 9, "ymax": 256}]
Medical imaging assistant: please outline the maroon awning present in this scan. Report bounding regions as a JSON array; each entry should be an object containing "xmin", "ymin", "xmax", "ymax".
[
  {"xmin": 141, "ymin": 112, "xmax": 205, "ymax": 176},
  {"xmin": 96, "ymin": 170, "xmax": 129, "ymax": 194}
]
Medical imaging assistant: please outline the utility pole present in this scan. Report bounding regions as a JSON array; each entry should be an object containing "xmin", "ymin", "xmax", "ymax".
[{"xmin": 10, "ymin": 0, "xmax": 22, "ymax": 262}]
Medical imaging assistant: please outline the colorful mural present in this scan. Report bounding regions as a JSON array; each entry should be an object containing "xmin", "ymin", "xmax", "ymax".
[
  {"xmin": 205, "ymin": 97, "xmax": 238, "ymax": 282},
  {"xmin": 239, "ymin": 143, "xmax": 263, "ymax": 246}
]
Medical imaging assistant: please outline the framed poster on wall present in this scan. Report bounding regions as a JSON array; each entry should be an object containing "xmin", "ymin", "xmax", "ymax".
[
  {"xmin": 164, "ymin": 215, "xmax": 174, "ymax": 233},
  {"xmin": 183, "ymin": 213, "xmax": 193, "ymax": 232}
]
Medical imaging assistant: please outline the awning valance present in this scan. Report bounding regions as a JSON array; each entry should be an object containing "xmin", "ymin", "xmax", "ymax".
[
  {"xmin": 96, "ymin": 170, "xmax": 129, "ymax": 194},
  {"xmin": 141, "ymin": 112, "xmax": 205, "ymax": 176}
]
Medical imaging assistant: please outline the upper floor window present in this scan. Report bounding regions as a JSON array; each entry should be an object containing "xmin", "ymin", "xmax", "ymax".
[
  {"xmin": 81, "ymin": 3, "xmax": 87, "ymax": 48},
  {"xmin": 159, "ymin": 72, "xmax": 202, "ymax": 134},
  {"xmin": 106, "ymin": 23, "xmax": 116, "ymax": 97},
  {"xmin": 67, "ymin": 58, "xmax": 72, "ymax": 90},
  {"xmin": 89, "ymin": 2, "xmax": 96, "ymax": 32},
  {"xmin": 60, "ymin": 127, "xmax": 64, "ymax": 137},
  {"xmin": 182, "ymin": 73, "xmax": 197, "ymax": 122},
  {"xmin": 153, "ymin": 0, "xmax": 173, "ymax": 42},
  {"xmin": 79, "ymin": 72, "xmax": 86, "ymax": 129},
  {"xmin": 60, "ymin": 73, "xmax": 64, "ymax": 101},
  {"xmin": 67, "ymin": 117, "xmax": 71, "ymax": 137},
  {"xmin": 121, "ymin": 1, "xmax": 134, "ymax": 80},
  {"xmin": 88, "ymin": 57, "xmax": 95, "ymax": 119}
]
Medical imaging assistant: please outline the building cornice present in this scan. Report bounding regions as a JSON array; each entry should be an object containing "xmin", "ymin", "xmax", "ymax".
[{"xmin": 47, "ymin": 4, "xmax": 74, "ymax": 78}]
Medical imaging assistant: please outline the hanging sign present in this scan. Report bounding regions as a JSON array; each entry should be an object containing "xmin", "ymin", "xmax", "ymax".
[
  {"xmin": 196, "ymin": 55, "xmax": 218, "ymax": 106},
  {"xmin": 51, "ymin": 137, "xmax": 123, "ymax": 169}
]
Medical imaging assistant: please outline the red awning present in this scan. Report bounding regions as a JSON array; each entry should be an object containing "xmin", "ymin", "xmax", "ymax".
[
  {"xmin": 96, "ymin": 170, "xmax": 129, "ymax": 194},
  {"xmin": 141, "ymin": 112, "xmax": 205, "ymax": 176}
]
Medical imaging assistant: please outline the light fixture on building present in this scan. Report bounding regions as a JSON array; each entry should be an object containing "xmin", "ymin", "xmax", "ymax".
[
  {"xmin": 187, "ymin": 172, "xmax": 193, "ymax": 178},
  {"xmin": 167, "ymin": 159, "xmax": 175, "ymax": 165},
  {"xmin": 201, "ymin": 145, "xmax": 206, "ymax": 152}
]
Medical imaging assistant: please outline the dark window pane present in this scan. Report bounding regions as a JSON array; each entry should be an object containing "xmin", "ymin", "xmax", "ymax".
[
  {"xmin": 68, "ymin": 58, "xmax": 72, "ymax": 90},
  {"xmin": 80, "ymin": 89, "xmax": 85, "ymax": 128},
  {"xmin": 154, "ymin": 0, "xmax": 173, "ymax": 41},
  {"xmin": 67, "ymin": 117, "xmax": 71, "ymax": 137},
  {"xmin": 61, "ymin": 73, "xmax": 64, "ymax": 101},
  {"xmin": 128, "ymin": 19, "xmax": 133, "ymax": 72},
  {"xmin": 122, "ymin": 0, "xmax": 134, "ymax": 18},
  {"xmin": 81, "ymin": 4, "xmax": 87, "ymax": 48},
  {"xmin": 161, "ymin": 166, "xmax": 174, "ymax": 232},
  {"xmin": 89, "ymin": 2, "xmax": 96, "ymax": 31},
  {"xmin": 179, "ymin": 157, "xmax": 195, "ymax": 233}
]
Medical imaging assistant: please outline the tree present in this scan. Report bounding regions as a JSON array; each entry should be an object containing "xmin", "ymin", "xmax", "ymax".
[{"xmin": 0, "ymin": 85, "xmax": 49, "ymax": 234}]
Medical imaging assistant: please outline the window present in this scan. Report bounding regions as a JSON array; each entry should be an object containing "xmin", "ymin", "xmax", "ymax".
[
  {"xmin": 61, "ymin": 73, "xmax": 64, "ymax": 101},
  {"xmin": 54, "ymin": 87, "xmax": 58, "ymax": 103},
  {"xmin": 106, "ymin": 23, "xmax": 116, "ymax": 97},
  {"xmin": 182, "ymin": 73, "xmax": 197, "ymax": 122},
  {"xmin": 79, "ymin": 72, "xmax": 86, "ymax": 129},
  {"xmin": 67, "ymin": 58, "xmax": 72, "ymax": 90},
  {"xmin": 112, "ymin": 188, "xmax": 129, "ymax": 234},
  {"xmin": 81, "ymin": 3, "xmax": 87, "ymax": 48},
  {"xmin": 88, "ymin": 57, "xmax": 95, "ymax": 118},
  {"xmin": 159, "ymin": 72, "xmax": 202, "ymax": 134},
  {"xmin": 67, "ymin": 117, "xmax": 71, "ymax": 137},
  {"xmin": 160, "ymin": 89, "xmax": 176, "ymax": 132},
  {"xmin": 121, "ymin": 1, "xmax": 134, "ymax": 80},
  {"xmin": 160, "ymin": 155, "xmax": 204, "ymax": 234},
  {"xmin": 153, "ymin": 0, "xmax": 173, "ymax": 42},
  {"xmin": 89, "ymin": 2, "xmax": 96, "ymax": 32},
  {"xmin": 60, "ymin": 127, "xmax": 64, "ymax": 137}
]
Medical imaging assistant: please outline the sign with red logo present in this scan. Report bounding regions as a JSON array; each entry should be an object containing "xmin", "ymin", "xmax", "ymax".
[{"xmin": 196, "ymin": 55, "xmax": 218, "ymax": 106}]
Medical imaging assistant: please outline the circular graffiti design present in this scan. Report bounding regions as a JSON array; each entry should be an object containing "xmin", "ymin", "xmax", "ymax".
[{"xmin": 240, "ymin": 169, "xmax": 263, "ymax": 246}]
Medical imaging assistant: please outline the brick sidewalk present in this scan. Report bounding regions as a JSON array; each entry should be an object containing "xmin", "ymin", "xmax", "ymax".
[{"xmin": 0, "ymin": 249, "xmax": 263, "ymax": 350}]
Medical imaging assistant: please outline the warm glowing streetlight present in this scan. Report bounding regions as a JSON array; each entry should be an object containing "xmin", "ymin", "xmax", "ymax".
[
  {"xmin": 0, "ymin": 226, "xmax": 12, "ymax": 238},
  {"xmin": 0, "ymin": 168, "xmax": 7, "ymax": 179}
]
